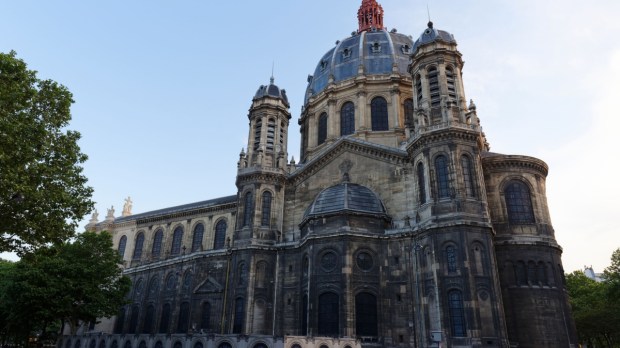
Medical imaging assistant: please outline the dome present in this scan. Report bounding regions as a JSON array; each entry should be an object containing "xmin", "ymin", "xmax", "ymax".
[
  {"xmin": 303, "ymin": 181, "xmax": 387, "ymax": 220},
  {"xmin": 305, "ymin": 29, "xmax": 414, "ymax": 104},
  {"xmin": 411, "ymin": 21, "xmax": 456, "ymax": 54},
  {"xmin": 254, "ymin": 77, "xmax": 289, "ymax": 107}
]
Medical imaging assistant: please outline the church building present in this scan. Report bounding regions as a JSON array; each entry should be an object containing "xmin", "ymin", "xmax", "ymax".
[{"xmin": 65, "ymin": 1, "xmax": 577, "ymax": 347}]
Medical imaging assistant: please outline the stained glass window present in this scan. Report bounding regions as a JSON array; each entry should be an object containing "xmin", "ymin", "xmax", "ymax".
[
  {"xmin": 417, "ymin": 163, "xmax": 426, "ymax": 204},
  {"xmin": 318, "ymin": 292, "xmax": 339, "ymax": 336},
  {"xmin": 355, "ymin": 292, "xmax": 378, "ymax": 336},
  {"xmin": 371, "ymin": 97, "xmax": 388, "ymax": 131},
  {"xmin": 461, "ymin": 155, "xmax": 475, "ymax": 198},
  {"xmin": 318, "ymin": 113, "xmax": 328, "ymax": 145},
  {"xmin": 118, "ymin": 235, "xmax": 127, "ymax": 258},
  {"xmin": 404, "ymin": 98, "xmax": 414, "ymax": 130},
  {"xmin": 243, "ymin": 192, "xmax": 253, "ymax": 227},
  {"xmin": 133, "ymin": 233, "xmax": 144, "ymax": 260},
  {"xmin": 191, "ymin": 224, "xmax": 204, "ymax": 252},
  {"xmin": 159, "ymin": 303, "xmax": 170, "ymax": 333},
  {"xmin": 446, "ymin": 245, "xmax": 457, "ymax": 273},
  {"xmin": 201, "ymin": 302, "xmax": 211, "ymax": 330},
  {"xmin": 170, "ymin": 226, "xmax": 183, "ymax": 256},
  {"xmin": 341, "ymin": 102, "xmax": 355, "ymax": 136},
  {"xmin": 448, "ymin": 290, "xmax": 466, "ymax": 337},
  {"xmin": 261, "ymin": 191, "xmax": 272, "ymax": 226},
  {"xmin": 177, "ymin": 302, "xmax": 190, "ymax": 333},
  {"xmin": 214, "ymin": 220, "xmax": 227, "ymax": 250},
  {"xmin": 152, "ymin": 229, "xmax": 163, "ymax": 259},
  {"xmin": 504, "ymin": 181, "xmax": 535, "ymax": 224},
  {"xmin": 233, "ymin": 298, "xmax": 245, "ymax": 334},
  {"xmin": 143, "ymin": 305, "xmax": 155, "ymax": 334},
  {"xmin": 435, "ymin": 155, "xmax": 450, "ymax": 198}
]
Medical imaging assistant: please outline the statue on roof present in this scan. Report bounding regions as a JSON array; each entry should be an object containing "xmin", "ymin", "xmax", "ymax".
[{"xmin": 122, "ymin": 196, "xmax": 133, "ymax": 217}]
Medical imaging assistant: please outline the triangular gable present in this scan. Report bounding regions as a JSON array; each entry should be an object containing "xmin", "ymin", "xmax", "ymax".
[{"xmin": 193, "ymin": 276, "xmax": 224, "ymax": 294}]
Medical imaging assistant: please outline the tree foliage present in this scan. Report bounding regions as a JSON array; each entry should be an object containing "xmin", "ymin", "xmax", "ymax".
[
  {"xmin": 0, "ymin": 232, "xmax": 131, "ymax": 344},
  {"xmin": 0, "ymin": 51, "xmax": 93, "ymax": 254},
  {"xmin": 566, "ymin": 248, "xmax": 620, "ymax": 347}
]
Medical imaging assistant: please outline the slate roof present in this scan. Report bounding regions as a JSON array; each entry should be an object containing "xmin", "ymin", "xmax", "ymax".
[{"xmin": 114, "ymin": 195, "xmax": 237, "ymax": 223}]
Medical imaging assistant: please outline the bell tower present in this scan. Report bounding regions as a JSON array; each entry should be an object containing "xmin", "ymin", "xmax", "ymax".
[{"xmin": 235, "ymin": 77, "xmax": 291, "ymax": 245}]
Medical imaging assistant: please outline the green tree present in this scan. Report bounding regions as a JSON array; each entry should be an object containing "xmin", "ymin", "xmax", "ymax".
[
  {"xmin": 604, "ymin": 248, "xmax": 620, "ymax": 300},
  {"xmin": 0, "ymin": 51, "xmax": 93, "ymax": 254},
  {"xmin": 1, "ymin": 232, "xmax": 130, "ymax": 344}
]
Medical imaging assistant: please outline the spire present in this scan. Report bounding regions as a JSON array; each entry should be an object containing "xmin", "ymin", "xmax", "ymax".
[{"xmin": 357, "ymin": 0, "xmax": 384, "ymax": 33}]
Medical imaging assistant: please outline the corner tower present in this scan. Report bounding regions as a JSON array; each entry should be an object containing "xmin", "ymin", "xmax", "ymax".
[{"xmin": 236, "ymin": 78, "xmax": 291, "ymax": 245}]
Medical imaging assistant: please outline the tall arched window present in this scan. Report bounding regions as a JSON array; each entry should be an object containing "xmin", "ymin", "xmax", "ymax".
[
  {"xmin": 355, "ymin": 292, "xmax": 378, "ymax": 336},
  {"xmin": 170, "ymin": 227, "xmax": 184, "ymax": 256},
  {"xmin": 159, "ymin": 303, "xmax": 171, "ymax": 333},
  {"xmin": 301, "ymin": 294, "xmax": 308, "ymax": 335},
  {"xmin": 133, "ymin": 233, "xmax": 144, "ymax": 260},
  {"xmin": 404, "ymin": 98, "xmax": 414, "ymax": 130},
  {"xmin": 371, "ymin": 97, "xmax": 388, "ymax": 131},
  {"xmin": 446, "ymin": 66, "xmax": 457, "ymax": 100},
  {"xmin": 191, "ymin": 224, "xmax": 204, "ymax": 252},
  {"xmin": 428, "ymin": 66, "xmax": 440, "ymax": 108},
  {"xmin": 435, "ymin": 155, "xmax": 450, "ymax": 198},
  {"xmin": 417, "ymin": 162, "xmax": 426, "ymax": 204},
  {"xmin": 243, "ymin": 192, "xmax": 253, "ymax": 227},
  {"xmin": 128, "ymin": 305, "xmax": 139, "ymax": 333},
  {"xmin": 448, "ymin": 290, "xmax": 466, "ymax": 337},
  {"xmin": 318, "ymin": 113, "xmax": 328, "ymax": 145},
  {"xmin": 143, "ymin": 304, "xmax": 155, "ymax": 334},
  {"xmin": 151, "ymin": 229, "xmax": 163, "ymax": 259},
  {"xmin": 200, "ymin": 302, "xmax": 211, "ymax": 330},
  {"xmin": 233, "ymin": 298, "xmax": 245, "ymax": 334},
  {"xmin": 318, "ymin": 292, "xmax": 339, "ymax": 336},
  {"xmin": 461, "ymin": 155, "xmax": 476, "ymax": 198},
  {"xmin": 446, "ymin": 245, "xmax": 457, "ymax": 273},
  {"xmin": 213, "ymin": 220, "xmax": 227, "ymax": 250},
  {"xmin": 261, "ymin": 191, "xmax": 272, "ymax": 227},
  {"xmin": 118, "ymin": 236, "xmax": 127, "ymax": 258},
  {"xmin": 504, "ymin": 181, "xmax": 535, "ymax": 223},
  {"xmin": 340, "ymin": 102, "xmax": 355, "ymax": 136},
  {"xmin": 176, "ymin": 302, "xmax": 190, "ymax": 333}
]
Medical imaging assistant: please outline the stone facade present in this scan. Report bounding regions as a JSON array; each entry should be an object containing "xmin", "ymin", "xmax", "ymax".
[{"xmin": 63, "ymin": 2, "xmax": 577, "ymax": 348}]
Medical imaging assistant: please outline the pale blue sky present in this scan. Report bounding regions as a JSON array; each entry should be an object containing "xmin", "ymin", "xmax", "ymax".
[{"xmin": 2, "ymin": 1, "xmax": 619, "ymax": 272}]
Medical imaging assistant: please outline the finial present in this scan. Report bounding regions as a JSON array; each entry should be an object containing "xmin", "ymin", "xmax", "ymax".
[{"xmin": 270, "ymin": 61, "xmax": 275, "ymax": 85}]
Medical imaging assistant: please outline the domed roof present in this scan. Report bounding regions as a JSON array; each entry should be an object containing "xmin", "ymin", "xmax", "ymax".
[
  {"xmin": 303, "ymin": 180, "xmax": 387, "ymax": 220},
  {"xmin": 411, "ymin": 21, "xmax": 456, "ymax": 53},
  {"xmin": 254, "ymin": 77, "xmax": 289, "ymax": 107},
  {"xmin": 305, "ymin": 29, "xmax": 414, "ymax": 104}
]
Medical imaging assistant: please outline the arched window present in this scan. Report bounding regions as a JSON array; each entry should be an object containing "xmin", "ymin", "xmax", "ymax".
[
  {"xmin": 243, "ymin": 192, "xmax": 253, "ymax": 227},
  {"xmin": 170, "ymin": 226, "xmax": 184, "ymax": 256},
  {"xmin": 318, "ymin": 113, "xmax": 328, "ymax": 145},
  {"xmin": 123, "ymin": 341, "xmax": 131, "ymax": 348},
  {"xmin": 404, "ymin": 98, "xmax": 414, "ymax": 130},
  {"xmin": 194, "ymin": 342, "xmax": 204, "ymax": 348},
  {"xmin": 147, "ymin": 276, "xmax": 159, "ymax": 298},
  {"xmin": 355, "ymin": 292, "xmax": 378, "ymax": 336},
  {"xmin": 213, "ymin": 220, "xmax": 227, "ymax": 250},
  {"xmin": 446, "ymin": 245, "xmax": 457, "ymax": 273},
  {"xmin": 504, "ymin": 181, "xmax": 535, "ymax": 224},
  {"xmin": 118, "ymin": 236, "xmax": 127, "ymax": 258},
  {"xmin": 417, "ymin": 162, "xmax": 426, "ymax": 204},
  {"xmin": 133, "ymin": 232, "xmax": 144, "ymax": 260},
  {"xmin": 537, "ymin": 262, "xmax": 548, "ymax": 286},
  {"xmin": 527, "ymin": 261, "xmax": 537, "ymax": 285},
  {"xmin": 114, "ymin": 307, "xmax": 125, "ymax": 334},
  {"xmin": 461, "ymin": 155, "xmax": 476, "ymax": 198},
  {"xmin": 261, "ymin": 191, "xmax": 272, "ymax": 226},
  {"xmin": 515, "ymin": 261, "xmax": 527, "ymax": 286},
  {"xmin": 266, "ymin": 118, "xmax": 275, "ymax": 151},
  {"xmin": 253, "ymin": 118, "xmax": 262, "ymax": 151},
  {"xmin": 138, "ymin": 342, "xmax": 146, "ymax": 348},
  {"xmin": 111, "ymin": 341, "xmax": 118, "ymax": 348},
  {"xmin": 446, "ymin": 66, "xmax": 457, "ymax": 100},
  {"xmin": 159, "ymin": 303, "xmax": 171, "ymax": 333},
  {"xmin": 154, "ymin": 342, "xmax": 163, "ymax": 348},
  {"xmin": 414, "ymin": 74, "xmax": 423, "ymax": 104},
  {"xmin": 233, "ymin": 298, "xmax": 245, "ymax": 334},
  {"xmin": 340, "ymin": 102, "xmax": 355, "ymax": 136},
  {"xmin": 428, "ymin": 66, "xmax": 440, "ymax": 108},
  {"xmin": 191, "ymin": 223, "xmax": 204, "ymax": 252},
  {"xmin": 177, "ymin": 302, "xmax": 190, "ymax": 333},
  {"xmin": 128, "ymin": 304, "xmax": 139, "ymax": 333},
  {"xmin": 201, "ymin": 302, "xmax": 211, "ymax": 330},
  {"xmin": 448, "ymin": 290, "xmax": 466, "ymax": 337},
  {"xmin": 143, "ymin": 304, "xmax": 155, "ymax": 334},
  {"xmin": 435, "ymin": 155, "xmax": 450, "ymax": 199},
  {"xmin": 318, "ymin": 292, "xmax": 339, "ymax": 336},
  {"xmin": 152, "ymin": 229, "xmax": 163, "ymax": 259},
  {"xmin": 371, "ymin": 97, "xmax": 388, "ymax": 131}
]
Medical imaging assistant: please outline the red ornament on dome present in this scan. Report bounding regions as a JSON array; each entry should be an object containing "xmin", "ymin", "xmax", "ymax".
[{"xmin": 357, "ymin": 0, "xmax": 384, "ymax": 33}]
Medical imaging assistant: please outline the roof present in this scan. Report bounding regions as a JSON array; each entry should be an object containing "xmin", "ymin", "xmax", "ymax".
[
  {"xmin": 303, "ymin": 181, "xmax": 387, "ymax": 220},
  {"xmin": 411, "ymin": 22, "xmax": 457, "ymax": 53},
  {"xmin": 114, "ymin": 195, "xmax": 237, "ymax": 223},
  {"xmin": 254, "ymin": 77, "xmax": 289, "ymax": 107}
]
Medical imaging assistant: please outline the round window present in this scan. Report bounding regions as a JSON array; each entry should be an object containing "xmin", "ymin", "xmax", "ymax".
[
  {"xmin": 356, "ymin": 251, "xmax": 374, "ymax": 271},
  {"xmin": 320, "ymin": 251, "xmax": 338, "ymax": 272}
]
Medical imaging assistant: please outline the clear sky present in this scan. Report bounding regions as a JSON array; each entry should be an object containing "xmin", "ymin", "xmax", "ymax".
[{"xmin": 1, "ymin": 0, "xmax": 619, "ymax": 273}]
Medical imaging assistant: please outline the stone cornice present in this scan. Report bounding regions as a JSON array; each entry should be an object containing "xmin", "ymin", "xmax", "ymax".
[
  {"xmin": 134, "ymin": 203, "xmax": 237, "ymax": 225},
  {"xmin": 236, "ymin": 170, "xmax": 287, "ymax": 187},
  {"xmin": 482, "ymin": 154, "xmax": 549, "ymax": 177},
  {"xmin": 406, "ymin": 126, "xmax": 481, "ymax": 155}
]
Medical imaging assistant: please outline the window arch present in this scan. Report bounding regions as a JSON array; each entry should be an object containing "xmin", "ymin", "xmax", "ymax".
[
  {"xmin": 170, "ymin": 226, "xmax": 184, "ymax": 256},
  {"xmin": 261, "ymin": 191, "xmax": 272, "ymax": 227},
  {"xmin": 370, "ymin": 96, "xmax": 388, "ymax": 131},
  {"xmin": 446, "ymin": 66, "xmax": 457, "ymax": 100},
  {"xmin": 159, "ymin": 303, "xmax": 171, "ymax": 333},
  {"xmin": 151, "ymin": 229, "xmax": 163, "ymax": 259},
  {"xmin": 200, "ymin": 302, "xmax": 211, "ymax": 330},
  {"xmin": 118, "ymin": 236, "xmax": 127, "ymax": 258},
  {"xmin": 417, "ymin": 162, "xmax": 426, "ymax": 204},
  {"xmin": 355, "ymin": 292, "xmax": 378, "ymax": 336},
  {"xmin": 448, "ymin": 290, "xmax": 466, "ymax": 337},
  {"xmin": 233, "ymin": 297, "xmax": 245, "ymax": 334},
  {"xmin": 318, "ymin": 112, "xmax": 328, "ymax": 145},
  {"xmin": 177, "ymin": 302, "xmax": 190, "ymax": 333},
  {"xmin": 504, "ymin": 180, "xmax": 535, "ymax": 223},
  {"xmin": 404, "ymin": 98, "xmax": 414, "ymax": 130},
  {"xmin": 191, "ymin": 223, "xmax": 204, "ymax": 252},
  {"xmin": 133, "ymin": 232, "xmax": 144, "ymax": 260},
  {"xmin": 427, "ymin": 66, "xmax": 440, "ymax": 108},
  {"xmin": 446, "ymin": 245, "xmax": 457, "ymax": 273},
  {"xmin": 340, "ymin": 102, "xmax": 355, "ymax": 136},
  {"xmin": 213, "ymin": 220, "xmax": 227, "ymax": 250},
  {"xmin": 243, "ymin": 191, "xmax": 253, "ymax": 227},
  {"xmin": 461, "ymin": 155, "xmax": 476, "ymax": 198},
  {"xmin": 318, "ymin": 292, "xmax": 339, "ymax": 336},
  {"xmin": 435, "ymin": 155, "xmax": 450, "ymax": 198}
]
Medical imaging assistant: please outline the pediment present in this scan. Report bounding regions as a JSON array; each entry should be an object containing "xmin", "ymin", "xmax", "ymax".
[{"xmin": 193, "ymin": 276, "xmax": 224, "ymax": 294}]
